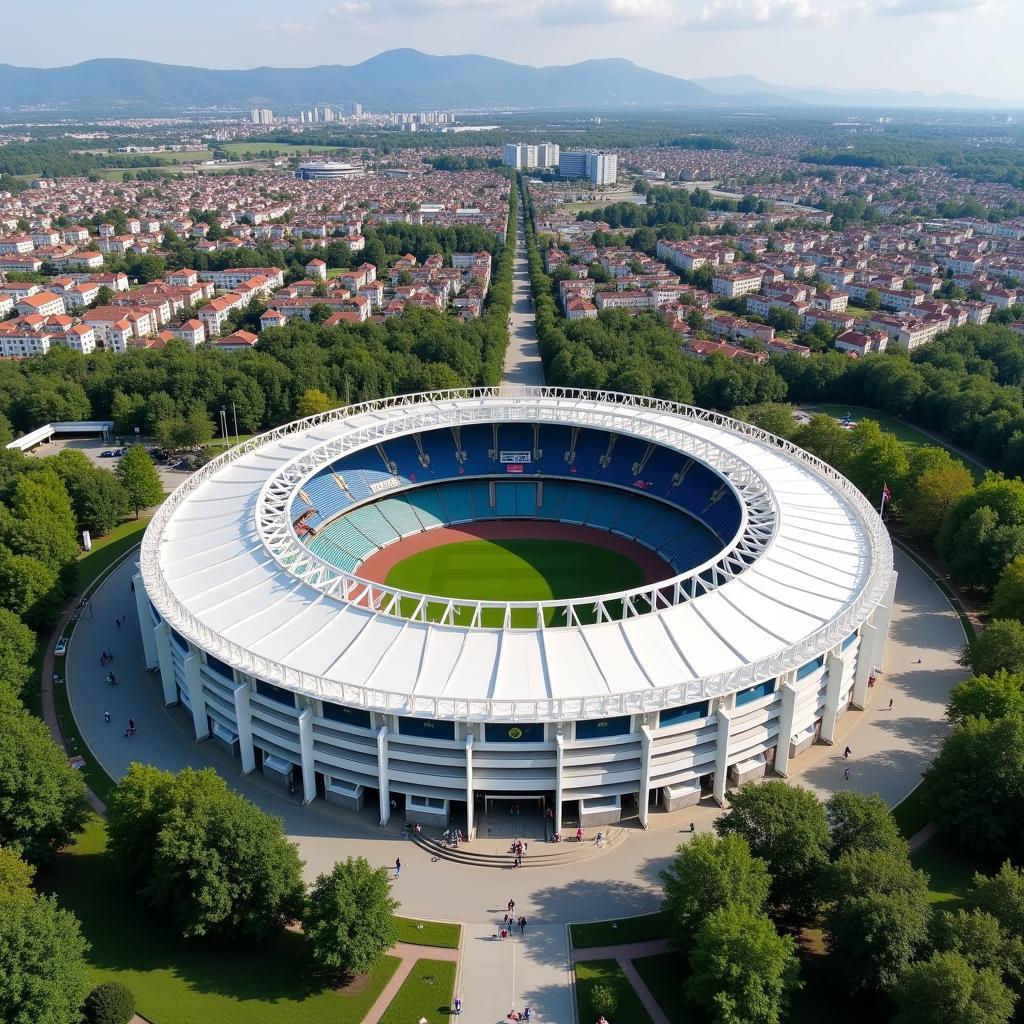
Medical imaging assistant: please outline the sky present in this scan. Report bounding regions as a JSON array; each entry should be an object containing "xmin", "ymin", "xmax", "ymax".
[{"xmin": 3, "ymin": 0, "xmax": 1023, "ymax": 99}]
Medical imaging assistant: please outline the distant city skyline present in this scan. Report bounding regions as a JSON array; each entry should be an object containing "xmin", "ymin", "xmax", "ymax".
[{"xmin": 3, "ymin": 0, "xmax": 1022, "ymax": 102}]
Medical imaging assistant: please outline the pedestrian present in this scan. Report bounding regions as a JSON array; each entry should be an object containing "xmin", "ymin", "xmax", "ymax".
[
  {"xmin": 914, "ymin": 658, "xmax": 922, "ymax": 664},
  {"xmin": 130, "ymin": 579, "xmax": 135, "ymax": 593},
  {"xmin": 395, "ymin": 857, "xmax": 401, "ymax": 878},
  {"xmin": 596, "ymin": 832, "xmax": 604, "ymax": 848},
  {"xmin": 110, "ymin": 672, "xmax": 116, "ymax": 685},
  {"xmin": 888, "ymin": 697, "xmax": 894, "ymax": 710},
  {"xmin": 503, "ymin": 913, "xmax": 510, "ymax": 926},
  {"xmin": 100, "ymin": 652, "xmax": 107, "ymax": 666},
  {"xmin": 843, "ymin": 746, "xmax": 851, "ymax": 759},
  {"xmin": 128, "ymin": 717, "xmax": 135, "ymax": 734},
  {"xmin": 115, "ymin": 618, "xmax": 121, "ymax": 631},
  {"xmin": 508, "ymin": 898, "xmax": 515, "ymax": 913},
  {"xmin": 106, "ymin": 647, "xmax": 113, "ymax": 661},
  {"xmin": 519, "ymin": 916, "xmax": 526, "ymax": 934},
  {"xmin": 103, "ymin": 710, "xmax": 111, "ymax": 723},
  {"xmin": 844, "ymin": 766, "xmax": 851, "ymax": 780},
  {"xmin": 576, "ymin": 826, "xmax": 583, "ymax": 843}
]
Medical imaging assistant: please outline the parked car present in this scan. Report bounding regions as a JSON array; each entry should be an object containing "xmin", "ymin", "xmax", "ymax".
[
  {"xmin": 100, "ymin": 450, "xmax": 114, "ymax": 458},
  {"xmin": 54, "ymin": 637, "xmax": 68, "ymax": 656}
]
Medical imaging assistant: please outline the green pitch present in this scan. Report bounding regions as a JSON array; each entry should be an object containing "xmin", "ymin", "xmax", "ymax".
[{"xmin": 385, "ymin": 539, "xmax": 645, "ymax": 627}]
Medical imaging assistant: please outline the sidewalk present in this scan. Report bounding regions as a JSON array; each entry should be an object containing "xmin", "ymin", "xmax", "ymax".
[{"xmin": 362, "ymin": 941, "xmax": 460, "ymax": 1024}]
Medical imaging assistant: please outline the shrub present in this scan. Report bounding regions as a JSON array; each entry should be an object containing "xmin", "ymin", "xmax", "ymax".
[{"xmin": 83, "ymin": 981, "xmax": 136, "ymax": 1024}]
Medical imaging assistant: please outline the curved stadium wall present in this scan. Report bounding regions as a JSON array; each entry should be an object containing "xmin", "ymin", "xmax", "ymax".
[{"xmin": 136, "ymin": 388, "xmax": 896, "ymax": 834}]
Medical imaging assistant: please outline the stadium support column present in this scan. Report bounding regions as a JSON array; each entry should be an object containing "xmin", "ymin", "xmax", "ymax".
[
  {"xmin": 638, "ymin": 721, "xmax": 654, "ymax": 828},
  {"xmin": 870, "ymin": 572, "xmax": 898, "ymax": 676},
  {"xmin": 377, "ymin": 726, "xmax": 391, "ymax": 827},
  {"xmin": 820, "ymin": 650, "xmax": 849, "ymax": 745},
  {"xmin": 465, "ymin": 732, "xmax": 474, "ymax": 840},
  {"xmin": 183, "ymin": 652, "xmax": 210, "ymax": 740},
  {"xmin": 773, "ymin": 677, "xmax": 799, "ymax": 777},
  {"xmin": 133, "ymin": 573, "xmax": 157, "ymax": 669},
  {"xmin": 713, "ymin": 695, "xmax": 735, "ymax": 806},
  {"xmin": 555, "ymin": 730, "xmax": 565, "ymax": 835},
  {"xmin": 232, "ymin": 682, "xmax": 256, "ymax": 774},
  {"xmin": 153, "ymin": 621, "xmax": 177, "ymax": 706},
  {"xmin": 297, "ymin": 708, "xmax": 316, "ymax": 804},
  {"xmin": 851, "ymin": 624, "xmax": 877, "ymax": 709}
]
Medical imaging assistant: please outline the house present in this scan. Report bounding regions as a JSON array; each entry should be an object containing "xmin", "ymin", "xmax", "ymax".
[
  {"xmin": 16, "ymin": 291, "xmax": 65, "ymax": 317},
  {"xmin": 306, "ymin": 258, "xmax": 327, "ymax": 280},
  {"xmin": 259, "ymin": 309, "xmax": 287, "ymax": 330},
  {"xmin": 835, "ymin": 329, "xmax": 887, "ymax": 357},
  {"xmin": 215, "ymin": 329, "xmax": 258, "ymax": 351},
  {"xmin": 197, "ymin": 293, "xmax": 245, "ymax": 338},
  {"xmin": 711, "ymin": 269, "xmax": 763, "ymax": 298},
  {"xmin": 169, "ymin": 319, "xmax": 205, "ymax": 346},
  {"xmin": 566, "ymin": 297, "xmax": 598, "ymax": 320}
]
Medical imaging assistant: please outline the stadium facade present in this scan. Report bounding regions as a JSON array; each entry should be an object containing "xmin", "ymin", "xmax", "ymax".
[{"xmin": 136, "ymin": 389, "xmax": 895, "ymax": 835}]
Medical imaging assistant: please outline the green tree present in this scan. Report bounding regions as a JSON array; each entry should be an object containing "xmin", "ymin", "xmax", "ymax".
[
  {"xmin": 304, "ymin": 857, "xmax": 399, "ymax": 977},
  {"xmin": 903, "ymin": 464, "xmax": 975, "ymax": 541},
  {"xmin": 793, "ymin": 414, "xmax": 854, "ymax": 474},
  {"xmin": 715, "ymin": 781, "xmax": 830, "ymax": 916},
  {"xmin": 83, "ymin": 981, "xmax": 136, "ymax": 1024},
  {"xmin": 893, "ymin": 952, "xmax": 1015, "ymax": 1024},
  {"xmin": 295, "ymin": 388, "xmax": 335, "ymax": 418},
  {"xmin": 109, "ymin": 766, "xmax": 304, "ymax": 940},
  {"xmin": 309, "ymin": 303, "xmax": 332, "ymax": 325},
  {"xmin": 114, "ymin": 445, "xmax": 164, "ymax": 518},
  {"xmin": 846, "ymin": 420, "xmax": 909, "ymax": 506},
  {"xmin": 0, "ymin": 891, "xmax": 91, "ymax": 1024},
  {"xmin": 825, "ymin": 790, "xmax": 907, "ymax": 860},
  {"xmin": 732, "ymin": 403, "xmax": 795, "ymax": 440},
  {"xmin": 991, "ymin": 557, "xmax": 1024, "ymax": 623},
  {"xmin": 9, "ymin": 470, "xmax": 79, "ymax": 575},
  {"xmin": 686, "ymin": 905, "xmax": 802, "ymax": 1024},
  {"xmin": 922, "ymin": 713, "xmax": 1024, "ymax": 858},
  {"xmin": 0, "ymin": 686, "xmax": 88, "ymax": 862},
  {"xmin": 106, "ymin": 763, "xmax": 178, "ymax": 887},
  {"xmin": 0, "ymin": 550, "xmax": 61, "ymax": 629},
  {"xmin": 971, "ymin": 862, "xmax": 1024, "ymax": 937},
  {"xmin": 660, "ymin": 833, "xmax": 771, "ymax": 947},
  {"xmin": 109, "ymin": 390, "xmax": 146, "ymax": 437},
  {"xmin": 0, "ymin": 847, "xmax": 34, "ymax": 899},
  {"xmin": 0, "ymin": 608, "xmax": 35, "ymax": 699},
  {"xmin": 590, "ymin": 983, "xmax": 618, "ymax": 1019},
  {"xmin": 930, "ymin": 909, "xmax": 1024, "ymax": 992},
  {"xmin": 50, "ymin": 449, "xmax": 129, "ymax": 536},
  {"xmin": 863, "ymin": 288, "xmax": 881, "ymax": 310},
  {"xmin": 948, "ymin": 673, "xmax": 1024, "ymax": 724},
  {"xmin": 962, "ymin": 621, "xmax": 1024, "ymax": 677}
]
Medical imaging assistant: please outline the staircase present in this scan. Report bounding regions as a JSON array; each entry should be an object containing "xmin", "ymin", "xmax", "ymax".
[{"xmin": 407, "ymin": 827, "xmax": 627, "ymax": 868}]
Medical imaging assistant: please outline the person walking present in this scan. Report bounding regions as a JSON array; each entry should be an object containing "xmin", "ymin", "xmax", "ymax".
[
  {"xmin": 519, "ymin": 916, "xmax": 527, "ymax": 934},
  {"xmin": 843, "ymin": 746, "xmax": 852, "ymax": 759},
  {"xmin": 508, "ymin": 898, "xmax": 515, "ymax": 914},
  {"xmin": 576, "ymin": 826, "xmax": 584, "ymax": 843},
  {"xmin": 103, "ymin": 710, "xmax": 111, "ymax": 724},
  {"xmin": 395, "ymin": 857, "xmax": 401, "ymax": 878},
  {"xmin": 844, "ymin": 766, "xmax": 851, "ymax": 781},
  {"xmin": 888, "ymin": 697, "xmax": 894, "ymax": 710},
  {"xmin": 453, "ymin": 996, "xmax": 462, "ymax": 1016}
]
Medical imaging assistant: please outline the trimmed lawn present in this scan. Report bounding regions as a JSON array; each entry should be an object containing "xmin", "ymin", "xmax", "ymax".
[
  {"xmin": 376, "ymin": 958, "xmax": 457, "ymax": 1024},
  {"xmin": 43, "ymin": 818, "xmax": 401, "ymax": 1024},
  {"xmin": 892, "ymin": 784, "xmax": 931, "ymax": 840},
  {"xmin": 219, "ymin": 142, "xmax": 340, "ymax": 158},
  {"xmin": 574, "ymin": 959, "xmax": 653, "ymax": 1024},
  {"xmin": 73, "ymin": 517, "xmax": 151, "ymax": 595},
  {"xmin": 806, "ymin": 403, "xmax": 986, "ymax": 482},
  {"xmin": 395, "ymin": 917, "xmax": 461, "ymax": 949},
  {"xmin": 632, "ymin": 952, "xmax": 691, "ymax": 1023},
  {"xmin": 570, "ymin": 912, "xmax": 669, "ymax": 949},
  {"xmin": 911, "ymin": 838, "xmax": 978, "ymax": 908}
]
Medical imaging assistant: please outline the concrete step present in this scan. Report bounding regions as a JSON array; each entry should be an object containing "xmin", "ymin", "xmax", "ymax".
[{"xmin": 408, "ymin": 827, "xmax": 627, "ymax": 867}]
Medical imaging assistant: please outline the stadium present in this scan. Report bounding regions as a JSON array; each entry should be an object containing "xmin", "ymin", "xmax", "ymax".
[{"xmin": 136, "ymin": 387, "xmax": 896, "ymax": 837}]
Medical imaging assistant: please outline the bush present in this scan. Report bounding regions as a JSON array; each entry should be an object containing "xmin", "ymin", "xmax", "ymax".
[
  {"xmin": 590, "ymin": 982, "xmax": 618, "ymax": 1017},
  {"xmin": 83, "ymin": 981, "xmax": 136, "ymax": 1024}
]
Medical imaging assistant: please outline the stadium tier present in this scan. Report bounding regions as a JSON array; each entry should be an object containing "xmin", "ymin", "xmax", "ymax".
[{"xmin": 139, "ymin": 389, "xmax": 895, "ymax": 835}]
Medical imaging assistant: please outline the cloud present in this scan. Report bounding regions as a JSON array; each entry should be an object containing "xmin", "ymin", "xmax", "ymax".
[
  {"xmin": 327, "ymin": 1, "xmax": 372, "ymax": 13},
  {"xmin": 259, "ymin": 19, "xmax": 319, "ymax": 35},
  {"xmin": 679, "ymin": 0, "xmax": 863, "ymax": 30},
  {"xmin": 536, "ymin": 0, "xmax": 677, "ymax": 22},
  {"xmin": 879, "ymin": 0, "xmax": 998, "ymax": 13}
]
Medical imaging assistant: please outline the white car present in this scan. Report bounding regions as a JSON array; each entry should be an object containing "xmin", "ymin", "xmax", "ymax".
[{"xmin": 54, "ymin": 637, "xmax": 68, "ymax": 656}]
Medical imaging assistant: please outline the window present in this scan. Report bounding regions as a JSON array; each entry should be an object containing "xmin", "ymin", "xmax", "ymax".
[
  {"xmin": 484, "ymin": 723, "xmax": 545, "ymax": 743},
  {"xmin": 659, "ymin": 701, "xmax": 710, "ymax": 728},
  {"xmin": 575, "ymin": 715, "xmax": 632, "ymax": 740},
  {"xmin": 398, "ymin": 717, "xmax": 455, "ymax": 740},
  {"xmin": 841, "ymin": 631, "xmax": 858, "ymax": 651},
  {"xmin": 255, "ymin": 679, "xmax": 295, "ymax": 707},
  {"xmin": 204, "ymin": 654, "xmax": 234, "ymax": 681},
  {"xmin": 796, "ymin": 656, "xmax": 825, "ymax": 681},
  {"xmin": 410, "ymin": 795, "xmax": 446, "ymax": 809},
  {"xmin": 736, "ymin": 679, "xmax": 776, "ymax": 707},
  {"xmin": 322, "ymin": 703, "xmax": 371, "ymax": 729}
]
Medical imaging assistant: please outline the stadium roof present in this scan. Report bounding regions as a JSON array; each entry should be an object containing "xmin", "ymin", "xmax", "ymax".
[{"xmin": 141, "ymin": 388, "xmax": 893, "ymax": 721}]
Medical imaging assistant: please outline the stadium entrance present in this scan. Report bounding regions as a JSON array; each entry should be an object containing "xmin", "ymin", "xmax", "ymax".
[{"xmin": 476, "ymin": 794, "xmax": 549, "ymax": 841}]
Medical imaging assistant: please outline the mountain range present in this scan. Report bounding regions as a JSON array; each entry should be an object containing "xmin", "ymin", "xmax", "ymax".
[{"xmin": 0, "ymin": 50, "xmax": 1018, "ymax": 114}]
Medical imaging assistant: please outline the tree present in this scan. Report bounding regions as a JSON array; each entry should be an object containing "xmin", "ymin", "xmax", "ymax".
[
  {"xmin": 0, "ymin": 608, "xmax": 35, "ymax": 699},
  {"xmin": 732, "ymin": 403, "xmax": 795, "ymax": 440},
  {"xmin": 793, "ymin": 414, "xmax": 854, "ymax": 474},
  {"xmin": 304, "ymin": 857, "xmax": 399, "ymax": 977},
  {"xmin": 108, "ymin": 766, "xmax": 304, "ymax": 940},
  {"xmin": 930, "ymin": 908, "xmax": 1024, "ymax": 992},
  {"xmin": 83, "ymin": 982, "xmax": 136, "ymax": 1024},
  {"xmin": 50, "ymin": 449, "xmax": 129, "ymax": 536},
  {"xmin": 714, "ymin": 781, "xmax": 830, "ymax": 915},
  {"xmin": 309, "ymin": 303, "xmax": 332, "ymax": 325},
  {"xmin": 991, "ymin": 557, "xmax": 1024, "ymax": 623},
  {"xmin": 115, "ymin": 445, "xmax": 164, "ymax": 518},
  {"xmin": 0, "ymin": 550, "xmax": 61, "ymax": 630},
  {"xmin": 660, "ymin": 833, "xmax": 771, "ymax": 947},
  {"xmin": 589, "ymin": 983, "xmax": 618, "ymax": 1019},
  {"xmin": 0, "ymin": 686, "xmax": 89, "ymax": 863},
  {"xmin": 922, "ymin": 713, "xmax": 1024, "ymax": 858},
  {"xmin": 903, "ymin": 464, "xmax": 975, "ymax": 541},
  {"xmin": 938, "ymin": 475, "xmax": 1024, "ymax": 591},
  {"xmin": 971, "ymin": 862, "xmax": 1024, "ymax": 938},
  {"xmin": 0, "ymin": 847, "xmax": 34, "ymax": 899},
  {"xmin": 845, "ymin": 419, "xmax": 909, "ymax": 507},
  {"xmin": 825, "ymin": 791, "xmax": 907, "ymax": 860},
  {"xmin": 863, "ymin": 288, "xmax": 881, "ymax": 310},
  {"xmin": 961, "ymin": 621, "xmax": 1024, "ymax": 677},
  {"xmin": 295, "ymin": 388, "xmax": 335, "ymax": 419},
  {"xmin": 0, "ymin": 892, "xmax": 91, "ymax": 1024},
  {"xmin": 893, "ymin": 953, "xmax": 1015, "ymax": 1024},
  {"xmin": 948, "ymin": 673, "xmax": 1024, "ymax": 724},
  {"xmin": 686, "ymin": 906, "xmax": 802, "ymax": 1024}
]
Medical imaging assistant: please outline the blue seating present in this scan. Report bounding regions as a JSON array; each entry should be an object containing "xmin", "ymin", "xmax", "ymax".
[
  {"xmin": 345, "ymin": 505, "xmax": 400, "ymax": 548},
  {"xmin": 402, "ymin": 488, "xmax": 447, "ymax": 530},
  {"xmin": 495, "ymin": 483, "xmax": 517, "ymax": 517},
  {"xmin": 471, "ymin": 481, "xmax": 495, "ymax": 517},
  {"xmin": 439, "ymin": 482, "xmax": 473, "ymax": 523},
  {"xmin": 376, "ymin": 497, "xmax": 423, "ymax": 538}
]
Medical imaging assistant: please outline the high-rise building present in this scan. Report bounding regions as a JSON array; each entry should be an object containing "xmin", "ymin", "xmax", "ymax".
[
  {"xmin": 504, "ymin": 142, "xmax": 556, "ymax": 171},
  {"xmin": 559, "ymin": 150, "xmax": 618, "ymax": 185},
  {"xmin": 537, "ymin": 143, "xmax": 560, "ymax": 168},
  {"xmin": 249, "ymin": 108, "xmax": 273, "ymax": 125},
  {"xmin": 352, "ymin": 102, "xmax": 363, "ymax": 118},
  {"xmin": 558, "ymin": 151, "xmax": 589, "ymax": 179}
]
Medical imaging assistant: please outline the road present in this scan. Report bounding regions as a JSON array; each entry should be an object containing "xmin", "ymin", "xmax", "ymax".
[{"xmin": 501, "ymin": 200, "xmax": 546, "ymax": 389}]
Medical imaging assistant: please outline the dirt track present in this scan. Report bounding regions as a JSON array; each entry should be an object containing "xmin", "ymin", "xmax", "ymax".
[{"xmin": 356, "ymin": 519, "xmax": 673, "ymax": 585}]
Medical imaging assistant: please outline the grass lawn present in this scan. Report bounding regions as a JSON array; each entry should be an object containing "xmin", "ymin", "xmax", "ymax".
[
  {"xmin": 219, "ymin": 142, "xmax": 340, "ymax": 158},
  {"xmin": 395, "ymin": 917, "xmax": 462, "ymax": 949},
  {"xmin": 376, "ymin": 958, "xmax": 456, "ymax": 1024},
  {"xmin": 570, "ymin": 912, "xmax": 669, "ymax": 949},
  {"xmin": 574, "ymin": 959, "xmax": 653, "ymax": 1024},
  {"xmin": 632, "ymin": 952, "xmax": 691, "ymax": 1023},
  {"xmin": 911, "ymin": 838, "xmax": 979, "ymax": 908},
  {"xmin": 892, "ymin": 784, "xmax": 931, "ymax": 840},
  {"xmin": 384, "ymin": 538, "xmax": 646, "ymax": 628},
  {"xmin": 73, "ymin": 516, "xmax": 151, "ymax": 595},
  {"xmin": 844, "ymin": 303, "xmax": 873, "ymax": 319},
  {"xmin": 806, "ymin": 403, "xmax": 986, "ymax": 482},
  {"xmin": 43, "ymin": 817, "xmax": 401, "ymax": 1024}
]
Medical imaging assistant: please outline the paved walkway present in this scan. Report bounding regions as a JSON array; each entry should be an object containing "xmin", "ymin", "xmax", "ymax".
[
  {"xmin": 572, "ymin": 941, "xmax": 673, "ymax": 1024},
  {"xmin": 501, "ymin": 205, "xmax": 545, "ymax": 388},
  {"xmin": 363, "ymin": 941, "xmax": 459, "ymax": 1024}
]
